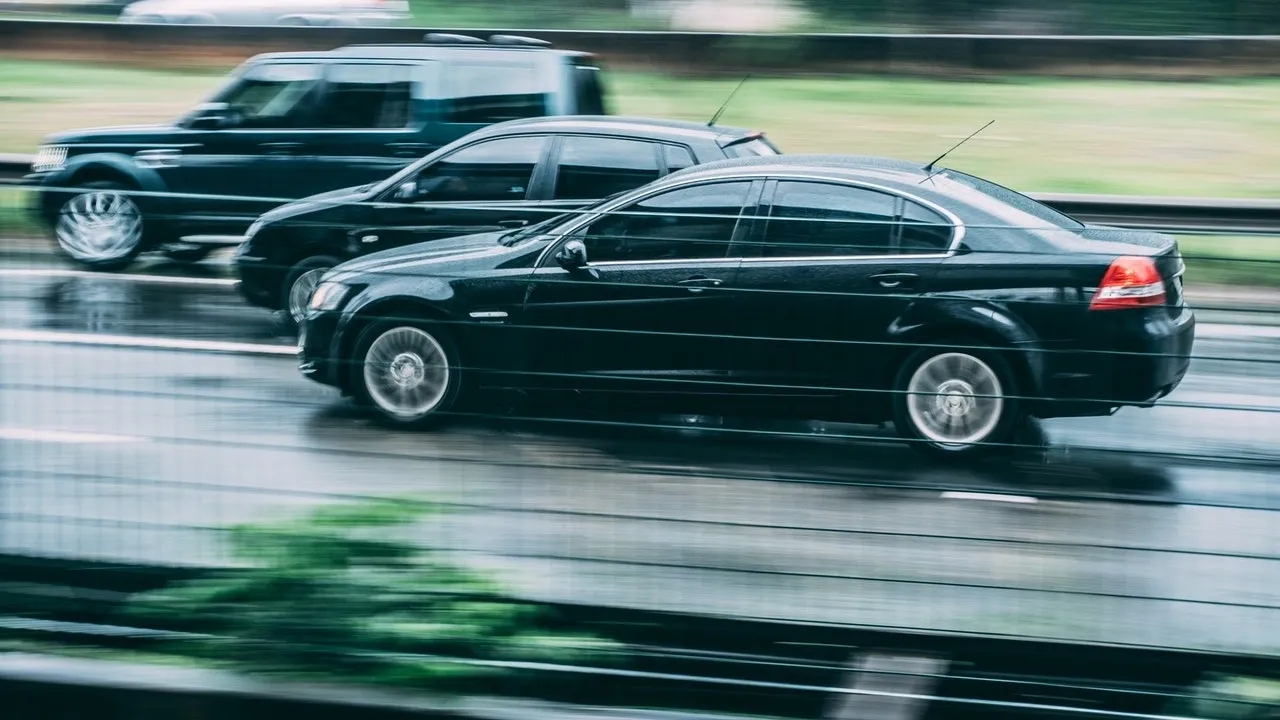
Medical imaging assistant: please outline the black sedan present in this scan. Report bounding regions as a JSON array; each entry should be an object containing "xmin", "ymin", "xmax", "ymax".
[
  {"xmin": 235, "ymin": 116, "xmax": 780, "ymax": 326},
  {"xmin": 296, "ymin": 154, "xmax": 1196, "ymax": 457}
]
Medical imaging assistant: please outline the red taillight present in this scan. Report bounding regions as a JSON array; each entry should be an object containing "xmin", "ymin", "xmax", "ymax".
[{"xmin": 1090, "ymin": 256, "xmax": 1166, "ymax": 311}]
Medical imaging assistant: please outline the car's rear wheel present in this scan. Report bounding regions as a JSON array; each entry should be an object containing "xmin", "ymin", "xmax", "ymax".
[
  {"xmin": 892, "ymin": 345, "xmax": 1021, "ymax": 459},
  {"xmin": 351, "ymin": 321, "xmax": 462, "ymax": 429},
  {"xmin": 54, "ymin": 180, "xmax": 146, "ymax": 271},
  {"xmin": 281, "ymin": 256, "xmax": 340, "ymax": 330}
]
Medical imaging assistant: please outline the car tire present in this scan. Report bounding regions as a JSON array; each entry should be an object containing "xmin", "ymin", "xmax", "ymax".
[
  {"xmin": 53, "ymin": 180, "xmax": 147, "ymax": 271},
  {"xmin": 351, "ymin": 320, "xmax": 463, "ymax": 429},
  {"xmin": 281, "ymin": 255, "xmax": 341, "ymax": 331},
  {"xmin": 891, "ymin": 343, "xmax": 1022, "ymax": 459}
]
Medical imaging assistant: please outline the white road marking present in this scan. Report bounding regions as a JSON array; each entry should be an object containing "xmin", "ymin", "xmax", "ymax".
[
  {"xmin": 940, "ymin": 491, "xmax": 1038, "ymax": 504},
  {"xmin": 0, "ymin": 427, "xmax": 148, "ymax": 444},
  {"xmin": 1195, "ymin": 323, "xmax": 1280, "ymax": 340},
  {"xmin": 0, "ymin": 267, "xmax": 236, "ymax": 287},
  {"xmin": 0, "ymin": 328, "xmax": 296, "ymax": 356}
]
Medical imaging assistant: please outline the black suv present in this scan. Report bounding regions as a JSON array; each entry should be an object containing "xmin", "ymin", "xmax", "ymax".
[
  {"xmin": 25, "ymin": 33, "xmax": 607, "ymax": 270},
  {"xmin": 234, "ymin": 116, "xmax": 780, "ymax": 325}
]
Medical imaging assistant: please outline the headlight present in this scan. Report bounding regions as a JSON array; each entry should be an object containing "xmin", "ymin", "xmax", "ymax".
[
  {"xmin": 309, "ymin": 281, "xmax": 350, "ymax": 312},
  {"xmin": 32, "ymin": 145, "xmax": 68, "ymax": 173}
]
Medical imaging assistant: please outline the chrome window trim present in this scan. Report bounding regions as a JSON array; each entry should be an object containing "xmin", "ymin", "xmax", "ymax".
[{"xmin": 533, "ymin": 169, "xmax": 966, "ymax": 269}]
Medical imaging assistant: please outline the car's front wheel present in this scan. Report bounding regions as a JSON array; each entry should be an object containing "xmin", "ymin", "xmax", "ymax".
[
  {"xmin": 282, "ymin": 256, "xmax": 340, "ymax": 330},
  {"xmin": 54, "ymin": 180, "xmax": 147, "ymax": 271},
  {"xmin": 351, "ymin": 321, "xmax": 463, "ymax": 429},
  {"xmin": 892, "ymin": 345, "xmax": 1021, "ymax": 459}
]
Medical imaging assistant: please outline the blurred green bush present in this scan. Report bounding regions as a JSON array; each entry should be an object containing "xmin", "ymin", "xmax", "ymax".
[{"xmin": 122, "ymin": 499, "xmax": 626, "ymax": 693}]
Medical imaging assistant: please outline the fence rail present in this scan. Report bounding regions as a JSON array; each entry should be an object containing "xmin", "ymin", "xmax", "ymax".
[
  {"xmin": 6, "ymin": 19, "xmax": 1280, "ymax": 76},
  {"xmin": 4, "ymin": 155, "xmax": 1279, "ymax": 234}
]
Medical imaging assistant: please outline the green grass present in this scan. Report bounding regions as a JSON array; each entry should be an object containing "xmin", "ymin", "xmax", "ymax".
[
  {"xmin": 4, "ymin": 58, "xmax": 1280, "ymax": 198},
  {"xmin": 2, "ymin": 57, "xmax": 1279, "ymax": 286}
]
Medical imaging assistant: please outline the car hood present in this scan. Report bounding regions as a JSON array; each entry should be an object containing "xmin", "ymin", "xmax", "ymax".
[
  {"xmin": 328, "ymin": 231, "xmax": 518, "ymax": 281},
  {"xmin": 257, "ymin": 185, "xmax": 378, "ymax": 226},
  {"xmin": 45, "ymin": 124, "xmax": 184, "ymax": 146}
]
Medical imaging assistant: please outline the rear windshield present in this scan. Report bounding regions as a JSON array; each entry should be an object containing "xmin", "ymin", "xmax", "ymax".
[
  {"xmin": 572, "ymin": 64, "xmax": 607, "ymax": 115},
  {"xmin": 723, "ymin": 137, "xmax": 780, "ymax": 158},
  {"xmin": 939, "ymin": 169, "xmax": 1083, "ymax": 230}
]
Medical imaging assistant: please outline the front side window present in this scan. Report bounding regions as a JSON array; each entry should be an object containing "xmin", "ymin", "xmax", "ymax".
[
  {"xmin": 578, "ymin": 181, "xmax": 752, "ymax": 263},
  {"xmin": 552, "ymin": 136, "xmax": 662, "ymax": 200},
  {"xmin": 443, "ymin": 64, "xmax": 549, "ymax": 124},
  {"xmin": 316, "ymin": 63, "xmax": 414, "ymax": 129},
  {"xmin": 414, "ymin": 135, "xmax": 547, "ymax": 202},
  {"xmin": 217, "ymin": 62, "xmax": 322, "ymax": 129},
  {"xmin": 759, "ymin": 181, "xmax": 898, "ymax": 257}
]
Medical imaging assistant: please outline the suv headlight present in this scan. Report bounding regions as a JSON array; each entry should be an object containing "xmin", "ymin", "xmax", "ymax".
[
  {"xmin": 309, "ymin": 281, "xmax": 350, "ymax": 312},
  {"xmin": 32, "ymin": 145, "xmax": 68, "ymax": 173}
]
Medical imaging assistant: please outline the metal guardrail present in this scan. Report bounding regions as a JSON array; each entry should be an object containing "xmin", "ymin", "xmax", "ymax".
[{"xmin": 3, "ymin": 154, "xmax": 1279, "ymax": 234}]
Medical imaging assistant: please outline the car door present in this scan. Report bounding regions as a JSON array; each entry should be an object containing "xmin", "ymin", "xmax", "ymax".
[
  {"xmin": 353, "ymin": 134, "xmax": 556, "ymax": 255},
  {"xmin": 727, "ymin": 178, "xmax": 956, "ymax": 415},
  {"xmin": 296, "ymin": 61, "xmax": 437, "ymax": 199},
  {"xmin": 168, "ymin": 61, "xmax": 324, "ymax": 229},
  {"xmin": 518, "ymin": 179, "xmax": 760, "ymax": 412}
]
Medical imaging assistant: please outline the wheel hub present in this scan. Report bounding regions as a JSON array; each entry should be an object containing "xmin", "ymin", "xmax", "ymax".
[
  {"xmin": 935, "ymin": 379, "xmax": 975, "ymax": 417},
  {"xmin": 389, "ymin": 352, "xmax": 426, "ymax": 388}
]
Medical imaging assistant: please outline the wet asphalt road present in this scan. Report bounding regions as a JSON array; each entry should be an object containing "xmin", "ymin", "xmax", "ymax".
[{"xmin": 0, "ymin": 256, "xmax": 1277, "ymax": 656}]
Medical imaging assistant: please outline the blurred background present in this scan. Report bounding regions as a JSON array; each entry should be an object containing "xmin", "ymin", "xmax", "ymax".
[{"xmin": 0, "ymin": 2, "xmax": 1278, "ymax": 719}]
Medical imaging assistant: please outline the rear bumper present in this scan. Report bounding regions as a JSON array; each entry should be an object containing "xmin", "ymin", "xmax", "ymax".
[{"xmin": 1035, "ymin": 305, "xmax": 1195, "ymax": 418}]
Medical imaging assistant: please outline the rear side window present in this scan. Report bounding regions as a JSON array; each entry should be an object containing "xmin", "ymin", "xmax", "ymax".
[
  {"xmin": 761, "ymin": 181, "xmax": 898, "ymax": 257},
  {"xmin": 552, "ymin": 136, "xmax": 661, "ymax": 200},
  {"xmin": 572, "ymin": 65, "xmax": 607, "ymax": 115},
  {"xmin": 443, "ymin": 64, "xmax": 549, "ymax": 123},
  {"xmin": 898, "ymin": 201, "xmax": 954, "ymax": 254},
  {"xmin": 316, "ymin": 63, "xmax": 413, "ymax": 129},
  {"xmin": 663, "ymin": 144, "xmax": 697, "ymax": 173}
]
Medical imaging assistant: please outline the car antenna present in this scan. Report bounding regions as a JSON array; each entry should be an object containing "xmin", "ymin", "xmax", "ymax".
[
  {"xmin": 919, "ymin": 119, "xmax": 995, "ymax": 184},
  {"xmin": 708, "ymin": 74, "xmax": 752, "ymax": 127}
]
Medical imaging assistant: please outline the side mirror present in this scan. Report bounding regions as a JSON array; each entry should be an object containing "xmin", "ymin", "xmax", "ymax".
[
  {"xmin": 555, "ymin": 239, "xmax": 588, "ymax": 270},
  {"xmin": 394, "ymin": 180, "xmax": 419, "ymax": 202},
  {"xmin": 187, "ymin": 102, "xmax": 234, "ymax": 130}
]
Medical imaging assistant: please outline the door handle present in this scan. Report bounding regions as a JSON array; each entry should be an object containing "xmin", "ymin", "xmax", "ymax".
[
  {"xmin": 259, "ymin": 142, "xmax": 303, "ymax": 155},
  {"xmin": 386, "ymin": 142, "xmax": 431, "ymax": 158},
  {"xmin": 498, "ymin": 219, "xmax": 528, "ymax": 229},
  {"xmin": 677, "ymin": 277, "xmax": 723, "ymax": 293},
  {"xmin": 870, "ymin": 272, "xmax": 918, "ymax": 289}
]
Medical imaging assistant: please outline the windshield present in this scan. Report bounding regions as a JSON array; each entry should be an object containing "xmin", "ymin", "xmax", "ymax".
[{"xmin": 938, "ymin": 169, "xmax": 1084, "ymax": 230}]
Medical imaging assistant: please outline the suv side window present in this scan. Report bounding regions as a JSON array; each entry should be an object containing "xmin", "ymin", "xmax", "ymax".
[
  {"xmin": 760, "ymin": 181, "xmax": 898, "ymax": 257},
  {"xmin": 443, "ymin": 64, "xmax": 549, "ymax": 124},
  {"xmin": 316, "ymin": 63, "xmax": 414, "ymax": 129},
  {"xmin": 578, "ymin": 181, "xmax": 752, "ymax": 264},
  {"xmin": 572, "ymin": 64, "xmax": 606, "ymax": 115},
  {"xmin": 217, "ymin": 62, "xmax": 323, "ymax": 129},
  {"xmin": 552, "ymin": 136, "xmax": 662, "ymax": 201},
  {"xmin": 413, "ymin": 135, "xmax": 548, "ymax": 202},
  {"xmin": 662, "ymin": 144, "xmax": 697, "ymax": 173}
]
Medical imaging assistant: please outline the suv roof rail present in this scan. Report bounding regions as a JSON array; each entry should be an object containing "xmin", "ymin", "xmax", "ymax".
[
  {"xmin": 487, "ymin": 34, "xmax": 553, "ymax": 48},
  {"xmin": 423, "ymin": 32, "xmax": 486, "ymax": 45}
]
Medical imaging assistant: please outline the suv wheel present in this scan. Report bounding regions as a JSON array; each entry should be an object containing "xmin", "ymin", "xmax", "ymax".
[
  {"xmin": 892, "ymin": 345, "xmax": 1021, "ymax": 459},
  {"xmin": 54, "ymin": 180, "xmax": 146, "ymax": 271},
  {"xmin": 282, "ymin": 256, "xmax": 340, "ymax": 330},
  {"xmin": 352, "ymin": 321, "xmax": 462, "ymax": 429}
]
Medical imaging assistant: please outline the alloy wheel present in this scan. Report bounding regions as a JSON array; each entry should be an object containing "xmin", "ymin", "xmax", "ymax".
[
  {"xmin": 55, "ymin": 190, "xmax": 144, "ymax": 264},
  {"xmin": 905, "ymin": 352, "xmax": 1005, "ymax": 447},
  {"xmin": 362, "ymin": 327, "xmax": 451, "ymax": 420}
]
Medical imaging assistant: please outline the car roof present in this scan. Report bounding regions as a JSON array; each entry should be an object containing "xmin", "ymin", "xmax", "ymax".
[
  {"xmin": 469, "ymin": 116, "xmax": 762, "ymax": 143},
  {"xmin": 665, "ymin": 154, "xmax": 936, "ymax": 186}
]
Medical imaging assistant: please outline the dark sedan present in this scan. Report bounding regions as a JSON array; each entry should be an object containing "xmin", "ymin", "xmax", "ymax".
[
  {"xmin": 296, "ymin": 154, "xmax": 1195, "ymax": 457},
  {"xmin": 235, "ymin": 116, "xmax": 780, "ymax": 326}
]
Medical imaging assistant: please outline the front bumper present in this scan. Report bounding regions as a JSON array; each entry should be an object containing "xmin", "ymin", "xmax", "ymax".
[
  {"xmin": 234, "ymin": 253, "xmax": 285, "ymax": 311},
  {"xmin": 297, "ymin": 310, "xmax": 346, "ymax": 390}
]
